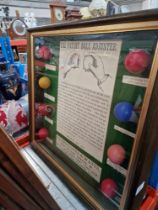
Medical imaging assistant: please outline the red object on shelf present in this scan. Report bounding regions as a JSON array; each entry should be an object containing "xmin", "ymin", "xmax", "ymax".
[
  {"xmin": 140, "ymin": 186, "xmax": 158, "ymax": 210},
  {"xmin": 10, "ymin": 39, "xmax": 27, "ymax": 53},
  {"xmin": 10, "ymin": 39, "xmax": 27, "ymax": 46},
  {"xmin": 15, "ymin": 132, "xmax": 30, "ymax": 148}
]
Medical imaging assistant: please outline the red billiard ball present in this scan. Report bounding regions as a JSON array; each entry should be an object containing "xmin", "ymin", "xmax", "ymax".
[
  {"xmin": 100, "ymin": 178, "xmax": 118, "ymax": 198},
  {"xmin": 37, "ymin": 128, "xmax": 48, "ymax": 139},
  {"xmin": 124, "ymin": 49, "xmax": 150, "ymax": 73}
]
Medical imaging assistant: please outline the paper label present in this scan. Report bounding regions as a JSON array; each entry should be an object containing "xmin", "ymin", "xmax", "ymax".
[
  {"xmin": 57, "ymin": 40, "xmax": 122, "ymax": 162},
  {"xmin": 44, "ymin": 116, "xmax": 54, "ymax": 125},
  {"xmin": 44, "ymin": 93, "xmax": 55, "ymax": 102},
  {"xmin": 56, "ymin": 135, "xmax": 102, "ymax": 182},
  {"xmin": 107, "ymin": 158, "xmax": 127, "ymax": 176},
  {"xmin": 122, "ymin": 75, "xmax": 148, "ymax": 87},
  {"xmin": 114, "ymin": 125, "xmax": 136, "ymax": 138},
  {"xmin": 45, "ymin": 64, "xmax": 56, "ymax": 71}
]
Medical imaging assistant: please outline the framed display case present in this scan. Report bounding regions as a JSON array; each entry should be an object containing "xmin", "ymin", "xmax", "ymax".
[{"xmin": 27, "ymin": 10, "xmax": 158, "ymax": 210}]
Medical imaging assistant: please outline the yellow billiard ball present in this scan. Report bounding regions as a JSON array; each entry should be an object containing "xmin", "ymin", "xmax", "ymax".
[{"xmin": 38, "ymin": 76, "xmax": 51, "ymax": 89}]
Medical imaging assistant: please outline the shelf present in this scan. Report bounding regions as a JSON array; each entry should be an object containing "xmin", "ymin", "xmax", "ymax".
[{"xmin": 10, "ymin": 39, "xmax": 27, "ymax": 46}]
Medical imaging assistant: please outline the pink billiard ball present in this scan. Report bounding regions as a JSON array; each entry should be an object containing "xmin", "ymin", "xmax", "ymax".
[
  {"xmin": 107, "ymin": 144, "xmax": 126, "ymax": 165},
  {"xmin": 38, "ymin": 46, "xmax": 52, "ymax": 60},
  {"xmin": 37, "ymin": 128, "xmax": 48, "ymax": 139},
  {"xmin": 124, "ymin": 49, "xmax": 150, "ymax": 73},
  {"xmin": 100, "ymin": 178, "xmax": 118, "ymax": 198}
]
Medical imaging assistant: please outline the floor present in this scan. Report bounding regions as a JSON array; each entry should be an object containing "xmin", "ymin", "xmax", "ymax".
[{"xmin": 21, "ymin": 146, "xmax": 90, "ymax": 210}]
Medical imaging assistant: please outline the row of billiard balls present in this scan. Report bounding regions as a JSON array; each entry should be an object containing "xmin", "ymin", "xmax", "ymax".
[{"xmin": 99, "ymin": 49, "xmax": 150, "ymax": 199}]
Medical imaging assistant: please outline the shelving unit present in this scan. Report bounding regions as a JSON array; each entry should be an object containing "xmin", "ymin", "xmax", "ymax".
[{"xmin": 10, "ymin": 39, "xmax": 27, "ymax": 53}]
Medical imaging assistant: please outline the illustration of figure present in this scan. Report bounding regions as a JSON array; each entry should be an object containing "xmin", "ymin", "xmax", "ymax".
[
  {"xmin": 83, "ymin": 55, "xmax": 111, "ymax": 91},
  {"xmin": 63, "ymin": 53, "xmax": 80, "ymax": 78}
]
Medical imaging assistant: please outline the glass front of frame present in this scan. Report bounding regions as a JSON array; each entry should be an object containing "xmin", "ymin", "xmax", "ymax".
[{"xmin": 32, "ymin": 30, "xmax": 158, "ymax": 209}]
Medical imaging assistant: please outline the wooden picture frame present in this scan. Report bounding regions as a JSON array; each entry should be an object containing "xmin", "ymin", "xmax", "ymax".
[{"xmin": 27, "ymin": 9, "xmax": 158, "ymax": 210}]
